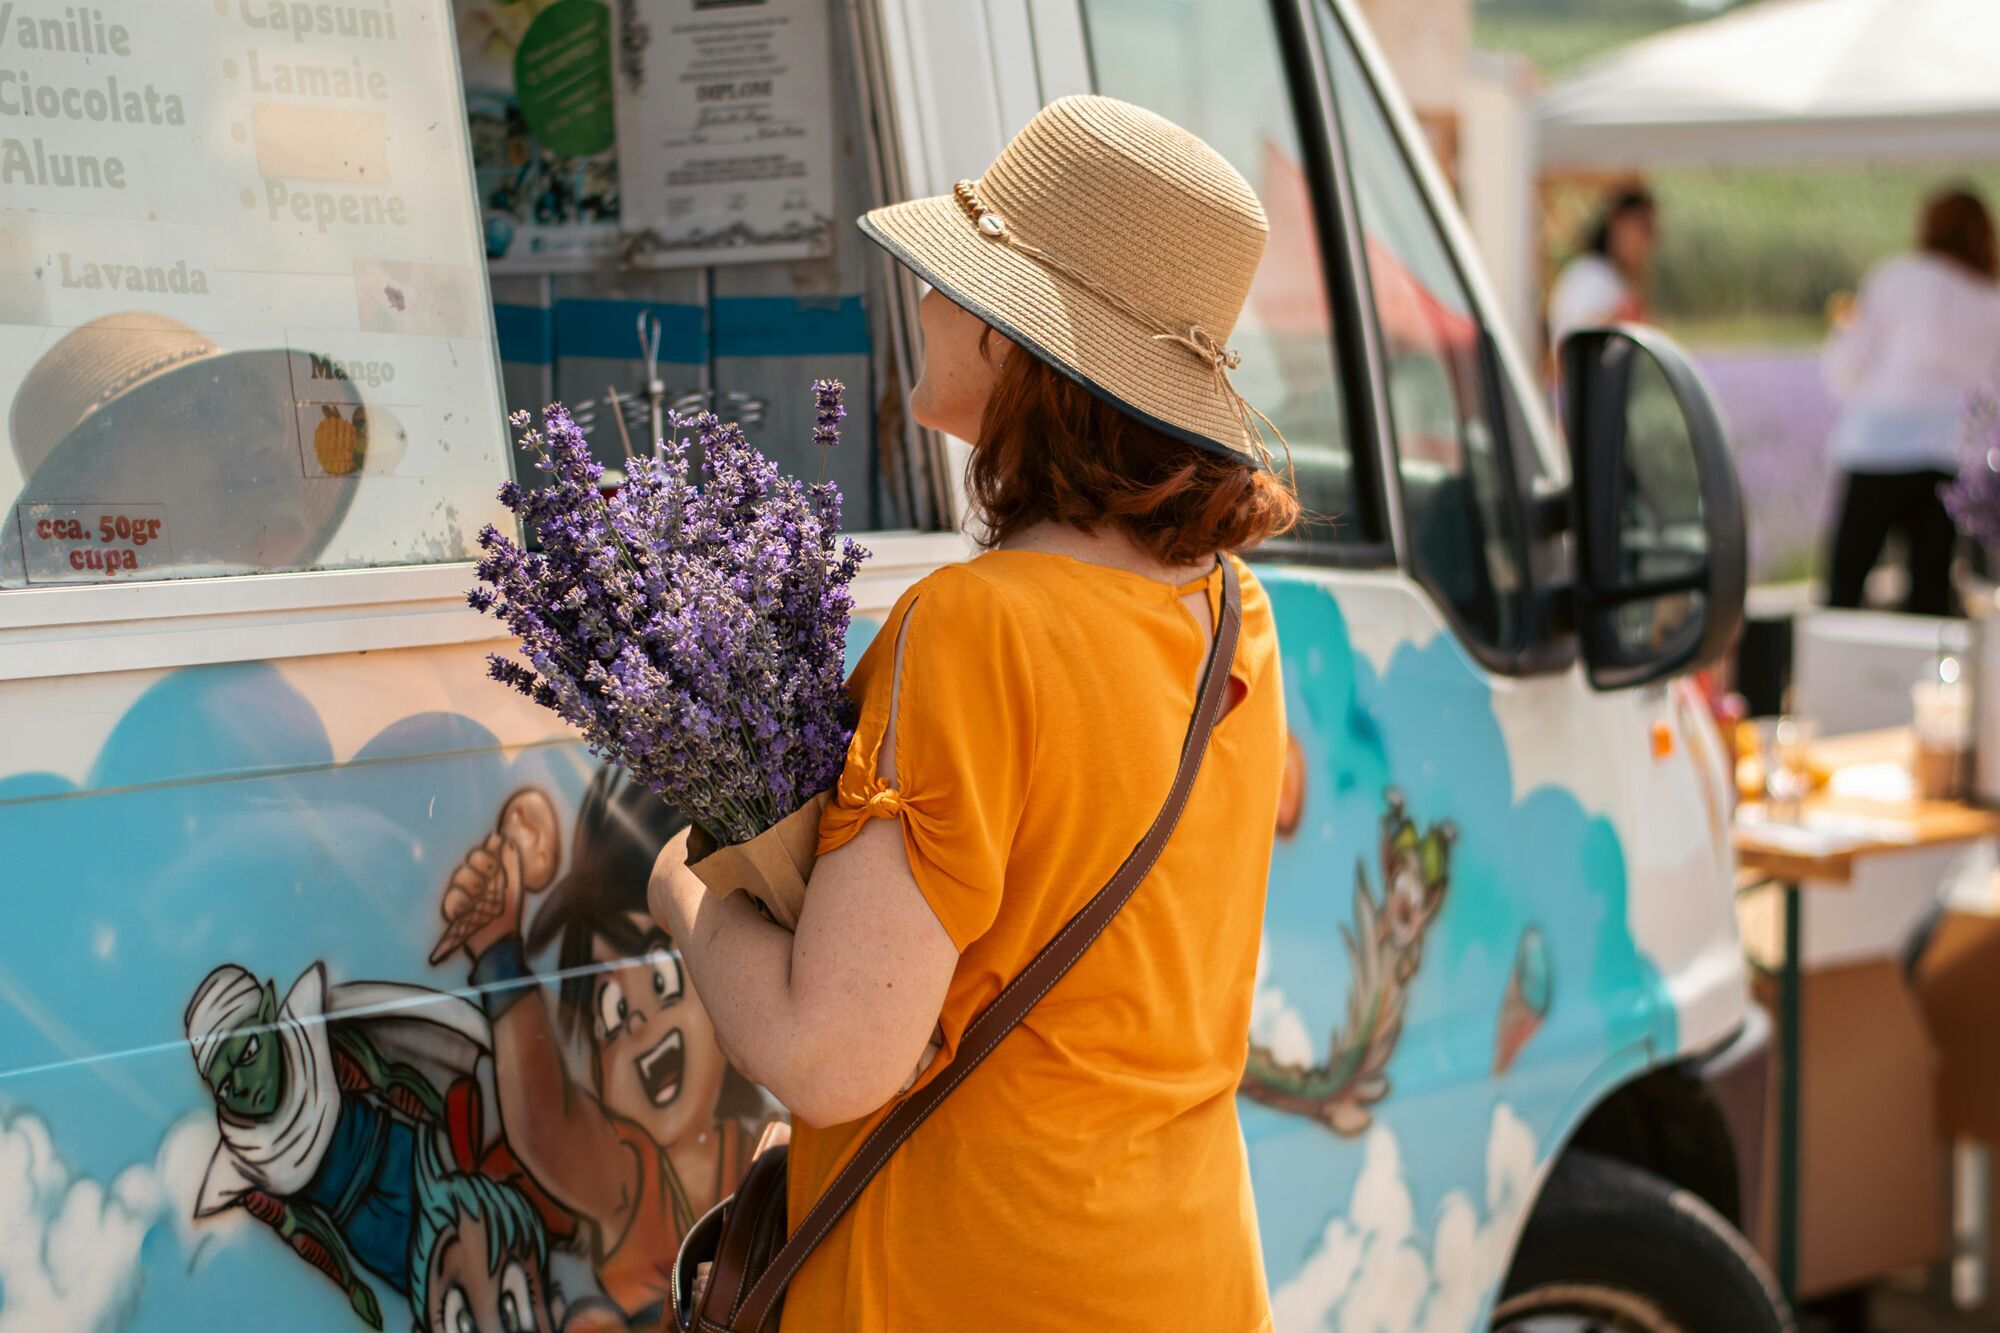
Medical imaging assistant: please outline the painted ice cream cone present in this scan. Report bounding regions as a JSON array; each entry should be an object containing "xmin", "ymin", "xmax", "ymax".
[
  {"xmin": 431, "ymin": 789, "xmax": 562, "ymax": 963},
  {"xmin": 1493, "ymin": 927, "xmax": 1552, "ymax": 1076}
]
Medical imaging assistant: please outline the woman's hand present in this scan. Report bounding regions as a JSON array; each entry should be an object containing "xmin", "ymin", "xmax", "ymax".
[
  {"xmin": 649, "ymin": 813, "xmax": 958, "ymax": 1128},
  {"xmin": 646, "ymin": 825, "xmax": 701, "ymax": 943}
]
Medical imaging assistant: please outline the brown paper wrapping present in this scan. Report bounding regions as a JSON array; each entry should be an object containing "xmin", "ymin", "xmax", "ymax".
[
  {"xmin": 684, "ymin": 788, "xmax": 941, "ymax": 1092},
  {"xmin": 686, "ymin": 790, "xmax": 830, "ymax": 931}
]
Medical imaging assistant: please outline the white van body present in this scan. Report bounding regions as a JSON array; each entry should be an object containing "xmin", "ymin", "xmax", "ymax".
[{"xmin": 0, "ymin": 1, "xmax": 1761, "ymax": 1330}]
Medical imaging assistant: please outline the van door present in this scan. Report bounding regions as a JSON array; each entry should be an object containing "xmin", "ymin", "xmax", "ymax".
[{"xmin": 1078, "ymin": 2, "xmax": 1742, "ymax": 1328}]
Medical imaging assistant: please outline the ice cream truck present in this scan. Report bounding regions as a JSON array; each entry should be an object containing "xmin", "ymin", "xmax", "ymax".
[{"xmin": 0, "ymin": 0, "xmax": 1776, "ymax": 1328}]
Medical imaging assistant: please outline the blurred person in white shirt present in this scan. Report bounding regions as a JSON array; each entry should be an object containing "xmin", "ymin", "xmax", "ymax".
[
  {"xmin": 1548, "ymin": 186, "xmax": 1656, "ymax": 349},
  {"xmin": 1822, "ymin": 186, "xmax": 2000, "ymax": 617}
]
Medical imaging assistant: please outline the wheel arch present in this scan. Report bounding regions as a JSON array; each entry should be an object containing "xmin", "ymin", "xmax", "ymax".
[
  {"xmin": 1558, "ymin": 1063, "xmax": 1746, "ymax": 1225},
  {"xmin": 1537, "ymin": 1008, "xmax": 1770, "ymax": 1238}
]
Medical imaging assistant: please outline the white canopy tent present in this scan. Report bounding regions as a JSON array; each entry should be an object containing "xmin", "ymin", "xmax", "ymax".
[{"xmin": 1537, "ymin": 0, "xmax": 2000, "ymax": 170}]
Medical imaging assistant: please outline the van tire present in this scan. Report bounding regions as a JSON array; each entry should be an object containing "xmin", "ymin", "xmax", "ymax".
[{"xmin": 1492, "ymin": 1150, "xmax": 1792, "ymax": 1332}]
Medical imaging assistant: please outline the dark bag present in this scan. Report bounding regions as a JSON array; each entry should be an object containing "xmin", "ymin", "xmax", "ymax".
[{"xmin": 671, "ymin": 557, "xmax": 1243, "ymax": 1333}]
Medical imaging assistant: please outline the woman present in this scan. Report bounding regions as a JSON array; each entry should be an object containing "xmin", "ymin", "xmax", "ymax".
[
  {"xmin": 1822, "ymin": 185, "xmax": 2000, "ymax": 616},
  {"xmin": 1547, "ymin": 185, "xmax": 1657, "ymax": 349},
  {"xmin": 649, "ymin": 96, "xmax": 1296, "ymax": 1329}
]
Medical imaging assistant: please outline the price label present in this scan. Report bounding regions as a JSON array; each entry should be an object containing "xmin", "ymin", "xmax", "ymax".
[{"xmin": 17, "ymin": 503, "xmax": 172, "ymax": 584}]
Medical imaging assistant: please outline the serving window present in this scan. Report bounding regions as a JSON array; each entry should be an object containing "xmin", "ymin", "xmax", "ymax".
[
  {"xmin": 0, "ymin": 0, "xmax": 515, "ymax": 589},
  {"xmin": 1, "ymin": 0, "xmax": 928, "ymax": 594}
]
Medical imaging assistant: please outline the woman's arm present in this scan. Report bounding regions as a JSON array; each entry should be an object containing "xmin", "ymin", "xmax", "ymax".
[
  {"xmin": 649, "ymin": 620, "xmax": 959, "ymax": 1128},
  {"xmin": 650, "ymin": 820, "xmax": 956, "ymax": 1127}
]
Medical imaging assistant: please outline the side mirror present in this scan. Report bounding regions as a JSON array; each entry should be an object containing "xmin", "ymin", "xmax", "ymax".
[{"xmin": 1561, "ymin": 327, "xmax": 1747, "ymax": 692}]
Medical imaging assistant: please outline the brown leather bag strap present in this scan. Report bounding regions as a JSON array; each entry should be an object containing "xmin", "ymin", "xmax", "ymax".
[{"xmin": 727, "ymin": 556, "xmax": 1245, "ymax": 1332}]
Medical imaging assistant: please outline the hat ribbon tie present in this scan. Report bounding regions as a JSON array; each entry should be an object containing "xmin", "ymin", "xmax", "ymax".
[
  {"xmin": 1149, "ymin": 326, "xmax": 1288, "ymax": 473},
  {"xmin": 954, "ymin": 179, "xmax": 1291, "ymax": 477}
]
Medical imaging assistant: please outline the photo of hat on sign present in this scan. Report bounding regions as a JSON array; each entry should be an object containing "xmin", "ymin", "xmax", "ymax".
[{"xmin": 3, "ymin": 312, "xmax": 365, "ymax": 587}]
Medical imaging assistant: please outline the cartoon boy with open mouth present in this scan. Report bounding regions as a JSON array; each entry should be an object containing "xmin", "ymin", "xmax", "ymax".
[{"xmin": 439, "ymin": 766, "xmax": 774, "ymax": 1323}]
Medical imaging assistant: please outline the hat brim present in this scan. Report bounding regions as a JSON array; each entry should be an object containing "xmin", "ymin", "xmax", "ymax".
[{"xmin": 859, "ymin": 195, "xmax": 1260, "ymax": 466}]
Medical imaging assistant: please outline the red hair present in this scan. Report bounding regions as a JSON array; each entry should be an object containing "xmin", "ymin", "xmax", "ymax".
[
  {"xmin": 1921, "ymin": 186, "xmax": 1998, "ymax": 282},
  {"xmin": 966, "ymin": 341, "xmax": 1300, "ymax": 566}
]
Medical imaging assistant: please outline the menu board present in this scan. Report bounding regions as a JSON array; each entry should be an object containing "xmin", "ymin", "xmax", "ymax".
[
  {"xmin": 0, "ymin": 0, "xmax": 514, "ymax": 588},
  {"xmin": 609, "ymin": 0, "xmax": 836, "ymax": 269}
]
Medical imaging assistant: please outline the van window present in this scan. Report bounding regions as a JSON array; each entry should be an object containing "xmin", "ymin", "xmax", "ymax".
[
  {"xmin": 1317, "ymin": 5, "xmax": 1530, "ymax": 654},
  {"xmin": 1080, "ymin": 0, "xmax": 1372, "ymax": 547},
  {"xmin": 0, "ymin": 2, "xmax": 515, "ymax": 590},
  {"xmin": 0, "ymin": 0, "xmax": 924, "ymax": 595}
]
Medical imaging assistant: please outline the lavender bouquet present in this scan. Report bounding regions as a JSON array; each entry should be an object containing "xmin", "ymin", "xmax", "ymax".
[
  {"xmin": 467, "ymin": 384, "xmax": 865, "ymax": 924},
  {"xmin": 1943, "ymin": 389, "xmax": 2000, "ymax": 548}
]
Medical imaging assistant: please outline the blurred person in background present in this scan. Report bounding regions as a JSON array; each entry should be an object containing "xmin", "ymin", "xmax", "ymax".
[
  {"xmin": 1821, "ymin": 185, "xmax": 2000, "ymax": 617},
  {"xmin": 1547, "ymin": 185, "xmax": 1657, "ymax": 348}
]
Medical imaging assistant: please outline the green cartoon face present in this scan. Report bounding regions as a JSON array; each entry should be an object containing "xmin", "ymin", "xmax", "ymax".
[{"xmin": 204, "ymin": 983, "xmax": 283, "ymax": 1118}]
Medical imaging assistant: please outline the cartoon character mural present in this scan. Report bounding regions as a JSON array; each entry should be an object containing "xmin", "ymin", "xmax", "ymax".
[
  {"xmin": 409, "ymin": 1134, "xmax": 629, "ymax": 1333},
  {"xmin": 434, "ymin": 764, "xmax": 778, "ymax": 1323},
  {"xmin": 183, "ymin": 963, "xmax": 488, "ymax": 1328},
  {"xmin": 1242, "ymin": 790, "xmax": 1455, "ymax": 1136},
  {"xmin": 165, "ymin": 755, "xmax": 770, "ymax": 1332}
]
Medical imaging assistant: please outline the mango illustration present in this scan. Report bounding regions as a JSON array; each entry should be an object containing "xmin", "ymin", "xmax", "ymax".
[{"xmin": 314, "ymin": 404, "xmax": 368, "ymax": 476}]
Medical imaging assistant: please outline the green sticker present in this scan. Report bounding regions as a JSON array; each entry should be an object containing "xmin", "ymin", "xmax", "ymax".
[{"xmin": 514, "ymin": 0, "xmax": 615, "ymax": 158}]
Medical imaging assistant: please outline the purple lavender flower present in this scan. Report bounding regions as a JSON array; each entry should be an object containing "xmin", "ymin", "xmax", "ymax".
[
  {"xmin": 1943, "ymin": 389, "xmax": 2000, "ymax": 547},
  {"xmin": 469, "ymin": 390, "xmax": 869, "ymax": 844},
  {"xmin": 812, "ymin": 378, "xmax": 846, "ymax": 450}
]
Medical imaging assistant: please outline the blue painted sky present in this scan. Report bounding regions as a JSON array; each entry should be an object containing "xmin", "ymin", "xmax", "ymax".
[{"xmin": 1245, "ymin": 571, "xmax": 1673, "ymax": 1295}]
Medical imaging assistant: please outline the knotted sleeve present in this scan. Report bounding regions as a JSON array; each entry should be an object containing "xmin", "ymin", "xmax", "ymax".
[{"xmin": 817, "ymin": 566, "xmax": 1036, "ymax": 951}]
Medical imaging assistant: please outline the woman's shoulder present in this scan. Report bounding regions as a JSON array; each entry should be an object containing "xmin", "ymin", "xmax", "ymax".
[
  {"xmin": 899, "ymin": 548, "xmax": 1273, "ymax": 641},
  {"xmin": 1224, "ymin": 554, "xmax": 1281, "ymax": 665},
  {"xmin": 1867, "ymin": 251, "xmax": 1924, "ymax": 283},
  {"xmin": 1552, "ymin": 253, "xmax": 1621, "ymax": 299},
  {"xmin": 902, "ymin": 556, "xmax": 1029, "ymax": 618},
  {"xmin": 848, "ymin": 561, "xmax": 1029, "ymax": 706},
  {"xmin": 1874, "ymin": 250, "xmax": 1993, "ymax": 296},
  {"xmin": 880, "ymin": 558, "xmax": 1036, "ymax": 661}
]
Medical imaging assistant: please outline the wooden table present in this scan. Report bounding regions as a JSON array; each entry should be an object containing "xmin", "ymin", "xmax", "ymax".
[{"xmin": 1734, "ymin": 727, "xmax": 2000, "ymax": 1309}]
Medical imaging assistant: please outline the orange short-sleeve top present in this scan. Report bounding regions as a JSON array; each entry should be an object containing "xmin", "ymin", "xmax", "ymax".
[{"xmin": 787, "ymin": 549, "xmax": 1284, "ymax": 1332}]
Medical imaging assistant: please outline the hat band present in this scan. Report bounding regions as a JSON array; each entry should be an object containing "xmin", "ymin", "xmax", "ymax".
[
  {"xmin": 952, "ymin": 179, "xmax": 1289, "ymax": 472},
  {"xmin": 92, "ymin": 343, "xmax": 215, "ymax": 412}
]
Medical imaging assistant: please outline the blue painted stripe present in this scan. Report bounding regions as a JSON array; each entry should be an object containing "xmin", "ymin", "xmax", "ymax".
[
  {"xmin": 554, "ymin": 299, "xmax": 707, "ymax": 364},
  {"xmin": 492, "ymin": 294, "xmax": 872, "ymax": 366},
  {"xmin": 714, "ymin": 295, "xmax": 870, "ymax": 359},
  {"xmin": 493, "ymin": 303, "xmax": 554, "ymax": 367}
]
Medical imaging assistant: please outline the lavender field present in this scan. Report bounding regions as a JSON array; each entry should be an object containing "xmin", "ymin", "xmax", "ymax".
[{"xmin": 1694, "ymin": 348, "xmax": 1837, "ymax": 587}]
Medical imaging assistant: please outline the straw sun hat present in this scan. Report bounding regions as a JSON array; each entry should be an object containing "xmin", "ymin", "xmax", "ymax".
[{"xmin": 859, "ymin": 94, "xmax": 1280, "ymax": 466}]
